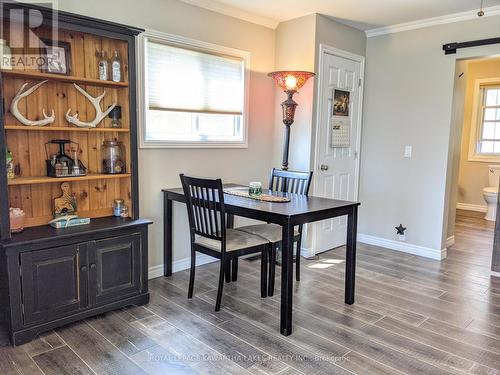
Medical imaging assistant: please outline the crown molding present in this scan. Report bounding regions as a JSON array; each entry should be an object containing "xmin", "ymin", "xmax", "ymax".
[
  {"xmin": 366, "ymin": 5, "xmax": 500, "ymax": 37},
  {"xmin": 179, "ymin": 0, "xmax": 279, "ymax": 29}
]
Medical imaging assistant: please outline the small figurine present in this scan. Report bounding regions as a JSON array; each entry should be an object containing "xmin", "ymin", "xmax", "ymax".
[{"xmin": 53, "ymin": 182, "xmax": 77, "ymax": 217}]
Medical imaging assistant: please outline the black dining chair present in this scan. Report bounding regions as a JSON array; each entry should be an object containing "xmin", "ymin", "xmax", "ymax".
[
  {"xmin": 238, "ymin": 168, "xmax": 313, "ymax": 296},
  {"xmin": 180, "ymin": 174, "xmax": 271, "ymax": 311}
]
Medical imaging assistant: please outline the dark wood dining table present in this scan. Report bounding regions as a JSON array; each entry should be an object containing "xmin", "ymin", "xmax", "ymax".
[{"xmin": 162, "ymin": 184, "xmax": 360, "ymax": 336}]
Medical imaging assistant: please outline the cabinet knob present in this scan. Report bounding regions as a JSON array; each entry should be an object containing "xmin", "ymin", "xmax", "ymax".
[
  {"xmin": 90, "ymin": 263, "xmax": 96, "ymax": 269},
  {"xmin": 80, "ymin": 265, "xmax": 88, "ymax": 272}
]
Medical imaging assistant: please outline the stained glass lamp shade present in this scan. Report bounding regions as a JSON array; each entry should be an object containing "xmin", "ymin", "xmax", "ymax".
[{"xmin": 268, "ymin": 71, "xmax": 315, "ymax": 92}]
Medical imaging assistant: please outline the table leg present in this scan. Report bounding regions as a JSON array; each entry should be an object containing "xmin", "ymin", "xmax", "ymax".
[
  {"xmin": 280, "ymin": 220, "xmax": 294, "ymax": 336},
  {"xmin": 345, "ymin": 205, "xmax": 358, "ymax": 304},
  {"xmin": 164, "ymin": 193, "xmax": 173, "ymax": 277}
]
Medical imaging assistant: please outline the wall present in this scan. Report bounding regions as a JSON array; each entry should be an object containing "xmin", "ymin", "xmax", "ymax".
[
  {"xmin": 272, "ymin": 14, "xmax": 316, "ymax": 171},
  {"xmin": 445, "ymin": 59, "xmax": 468, "ymax": 239},
  {"xmin": 52, "ymin": 0, "xmax": 276, "ymax": 269},
  {"xmin": 361, "ymin": 15, "xmax": 500, "ymax": 258},
  {"xmin": 457, "ymin": 58, "xmax": 500, "ymax": 208}
]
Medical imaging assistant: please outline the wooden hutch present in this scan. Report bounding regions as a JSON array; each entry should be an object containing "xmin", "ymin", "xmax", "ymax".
[{"xmin": 0, "ymin": 2, "xmax": 151, "ymax": 345}]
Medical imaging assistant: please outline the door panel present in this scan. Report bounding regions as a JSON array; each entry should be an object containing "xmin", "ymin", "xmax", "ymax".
[
  {"xmin": 20, "ymin": 244, "xmax": 87, "ymax": 325},
  {"xmin": 89, "ymin": 232, "xmax": 141, "ymax": 306},
  {"xmin": 314, "ymin": 51, "xmax": 362, "ymax": 253}
]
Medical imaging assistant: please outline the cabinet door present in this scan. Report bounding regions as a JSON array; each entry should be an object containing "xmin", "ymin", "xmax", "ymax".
[
  {"xmin": 20, "ymin": 244, "xmax": 87, "ymax": 326},
  {"xmin": 89, "ymin": 232, "xmax": 142, "ymax": 306}
]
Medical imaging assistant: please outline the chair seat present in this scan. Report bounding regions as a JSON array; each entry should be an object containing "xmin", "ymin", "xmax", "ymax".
[
  {"xmin": 195, "ymin": 228, "xmax": 268, "ymax": 252},
  {"xmin": 238, "ymin": 223, "xmax": 300, "ymax": 243}
]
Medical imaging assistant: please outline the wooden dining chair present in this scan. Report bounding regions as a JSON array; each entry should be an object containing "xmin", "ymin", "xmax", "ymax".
[
  {"xmin": 180, "ymin": 174, "xmax": 271, "ymax": 311},
  {"xmin": 238, "ymin": 168, "xmax": 313, "ymax": 296}
]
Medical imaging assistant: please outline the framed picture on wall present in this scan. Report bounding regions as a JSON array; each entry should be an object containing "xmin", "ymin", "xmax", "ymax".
[
  {"xmin": 40, "ymin": 39, "xmax": 72, "ymax": 75},
  {"xmin": 333, "ymin": 89, "xmax": 350, "ymax": 116}
]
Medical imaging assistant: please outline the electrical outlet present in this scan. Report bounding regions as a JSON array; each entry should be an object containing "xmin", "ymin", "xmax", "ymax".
[{"xmin": 395, "ymin": 224, "xmax": 407, "ymax": 241}]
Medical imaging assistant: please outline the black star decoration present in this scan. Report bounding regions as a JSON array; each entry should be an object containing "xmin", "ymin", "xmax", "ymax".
[{"xmin": 395, "ymin": 224, "xmax": 407, "ymax": 235}]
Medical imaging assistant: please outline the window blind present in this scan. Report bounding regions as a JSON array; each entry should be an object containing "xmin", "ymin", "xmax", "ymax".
[{"xmin": 146, "ymin": 41, "xmax": 244, "ymax": 115}]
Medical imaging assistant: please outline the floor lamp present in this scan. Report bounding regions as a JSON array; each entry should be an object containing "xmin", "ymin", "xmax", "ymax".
[{"xmin": 268, "ymin": 70, "xmax": 315, "ymax": 170}]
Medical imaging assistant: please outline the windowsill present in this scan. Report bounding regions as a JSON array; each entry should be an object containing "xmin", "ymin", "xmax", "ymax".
[
  {"xmin": 468, "ymin": 153, "xmax": 500, "ymax": 163},
  {"xmin": 140, "ymin": 140, "xmax": 249, "ymax": 149}
]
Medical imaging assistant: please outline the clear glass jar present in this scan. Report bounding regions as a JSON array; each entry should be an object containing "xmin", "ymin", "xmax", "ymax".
[
  {"xmin": 249, "ymin": 181, "xmax": 262, "ymax": 197},
  {"xmin": 9, "ymin": 208, "xmax": 25, "ymax": 233},
  {"xmin": 101, "ymin": 140, "xmax": 126, "ymax": 174},
  {"xmin": 113, "ymin": 199, "xmax": 124, "ymax": 217},
  {"xmin": 120, "ymin": 205, "xmax": 128, "ymax": 218}
]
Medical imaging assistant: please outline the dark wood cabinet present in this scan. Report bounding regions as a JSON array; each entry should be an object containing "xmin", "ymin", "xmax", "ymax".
[
  {"xmin": 20, "ymin": 243, "xmax": 87, "ymax": 325},
  {"xmin": 1, "ymin": 218, "xmax": 151, "ymax": 345},
  {"xmin": 90, "ymin": 233, "xmax": 142, "ymax": 306}
]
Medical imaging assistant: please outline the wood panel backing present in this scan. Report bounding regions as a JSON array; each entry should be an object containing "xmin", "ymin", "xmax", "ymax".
[{"xmin": 3, "ymin": 24, "xmax": 133, "ymax": 227}]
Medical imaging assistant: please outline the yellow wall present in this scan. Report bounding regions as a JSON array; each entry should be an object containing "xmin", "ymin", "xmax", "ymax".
[{"xmin": 458, "ymin": 57, "xmax": 500, "ymax": 207}]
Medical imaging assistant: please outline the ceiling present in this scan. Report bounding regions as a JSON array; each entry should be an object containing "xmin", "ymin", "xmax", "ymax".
[{"xmin": 180, "ymin": 0, "xmax": 500, "ymax": 30}]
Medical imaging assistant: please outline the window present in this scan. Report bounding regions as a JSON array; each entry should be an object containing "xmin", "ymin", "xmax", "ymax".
[
  {"xmin": 477, "ymin": 86, "xmax": 500, "ymax": 154},
  {"xmin": 469, "ymin": 79, "xmax": 500, "ymax": 162},
  {"xmin": 139, "ymin": 32, "xmax": 249, "ymax": 148}
]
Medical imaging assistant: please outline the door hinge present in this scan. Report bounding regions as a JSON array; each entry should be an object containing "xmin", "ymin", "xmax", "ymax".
[
  {"xmin": 354, "ymin": 151, "xmax": 358, "ymax": 159},
  {"xmin": 358, "ymin": 78, "xmax": 362, "ymax": 87}
]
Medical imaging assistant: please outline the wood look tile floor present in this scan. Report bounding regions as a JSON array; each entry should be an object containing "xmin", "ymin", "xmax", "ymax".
[{"xmin": 1, "ymin": 209, "xmax": 500, "ymax": 374}]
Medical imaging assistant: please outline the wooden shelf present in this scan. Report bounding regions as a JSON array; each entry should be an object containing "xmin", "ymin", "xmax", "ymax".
[
  {"xmin": 4, "ymin": 125, "xmax": 130, "ymax": 133},
  {"xmin": 0, "ymin": 70, "xmax": 129, "ymax": 88},
  {"xmin": 8, "ymin": 173, "xmax": 131, "ymax": 186}
]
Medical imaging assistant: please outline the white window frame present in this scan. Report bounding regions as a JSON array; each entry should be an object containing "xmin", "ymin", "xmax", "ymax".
[
  {"xmin": 468, "ymin": 77, "xmax": 500, "ymax": 162},
  {"xmin": 137, "ymin": 30, "xmax": 250, "ymax": 148}
]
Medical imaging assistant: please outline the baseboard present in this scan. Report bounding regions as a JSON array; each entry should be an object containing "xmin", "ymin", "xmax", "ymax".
[
  {"xmin": 456, "ymin": 202, "xmax": 487, "ymax": 213},
  {"xmin": 148, "ymin": 254, "xmax": 218, "ymax": 279},
  {"xmin": 300, "ymin": 245, "xmax": 315, "ymax": 259},
  {"xmin": 358, "ymin": 233, "xmax": 446, "ymax": 260},
  {"xmin": 445, "ymin": 235, "xmax": 455, "ymax": 248}
]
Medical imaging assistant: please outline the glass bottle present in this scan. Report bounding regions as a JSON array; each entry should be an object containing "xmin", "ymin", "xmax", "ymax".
[
  {"xmin": 6, "ymin": 149, "xmax": 14, "ymax": 179},
  {"xmin": 98, "ymin": 51, "xmax": 109, "ymax": 81},
  {"xmin": 111, "ymin": 51, "xmax": 121, "ymax": 82}
]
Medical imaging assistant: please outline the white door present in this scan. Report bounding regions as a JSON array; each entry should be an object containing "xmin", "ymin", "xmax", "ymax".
[{"xmin": 313, "ymin": 48, "xmax": 363, "ymax": 254}]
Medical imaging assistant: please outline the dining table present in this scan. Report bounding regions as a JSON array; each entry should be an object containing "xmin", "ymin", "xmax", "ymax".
[{"xmin": 162, "ymin": 184, "xmax": 360, "ymax": 336}]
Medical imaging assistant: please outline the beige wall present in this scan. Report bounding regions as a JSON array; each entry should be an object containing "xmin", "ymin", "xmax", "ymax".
[
  {"xmin": 273, "ymin": 14, "xmax": 317, "ymax": 170},
  {"xmin": 445, "ymin": 59, "xmax": 468, "ymax": 238},
  {"xmin": 361, "ymin": 15, "xmax": 500, "ymax": 256},
  {"xmin": 53, "ymin": 0, "xmax": 277, "ymax": 267},
  {"xmin": 457, "ymin": 58, "xmax": 500, "ymax": 207}
]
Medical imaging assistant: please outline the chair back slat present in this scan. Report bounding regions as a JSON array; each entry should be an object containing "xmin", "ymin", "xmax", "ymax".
[
  {"xmin": 180, "ymin": 174, "xmax": 226, "ymax": 245},
  {"xmin": 269, "ymin": 168, "xmax": 313, "ymax": 196}
]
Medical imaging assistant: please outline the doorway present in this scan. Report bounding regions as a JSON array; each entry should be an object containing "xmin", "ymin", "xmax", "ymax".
[
  {"xmin": 310, "ymin": 45, "xmax": 364, "ymax": 255},
  {"xmin": 447, "ymin": 56, "xmax": 500, "ymax": 273}
]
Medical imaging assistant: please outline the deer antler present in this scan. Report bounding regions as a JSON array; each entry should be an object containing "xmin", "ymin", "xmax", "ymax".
[
  {"xmin": 65, "ymin": 83, "xmax": 117, "ymax": 128},
  {"xmin": 10, "ymin": 80, "xmax": 55, "ymax": 126}
]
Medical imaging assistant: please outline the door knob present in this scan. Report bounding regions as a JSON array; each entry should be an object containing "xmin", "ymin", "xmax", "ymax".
[
  {"xmin": 80, "ymin": 265, "xmax": 88, "ymax": 272},
  {"xmin": 90, "ymin": 263, "xmax": 96, "ymax": 269},
  {"xmin": 320, "ymin": 164, "xmax": 329, "ymax": 171}
]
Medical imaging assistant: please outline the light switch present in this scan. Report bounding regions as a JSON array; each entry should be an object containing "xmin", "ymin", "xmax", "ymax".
[{"xmin": 404, "ymin": 145, "xmax": 412, "ymax": 158}]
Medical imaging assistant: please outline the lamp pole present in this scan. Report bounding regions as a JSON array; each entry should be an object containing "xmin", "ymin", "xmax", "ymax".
[{"xmin": 280, "ymin": 90, "xmax": 297, "ymax": 170}]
